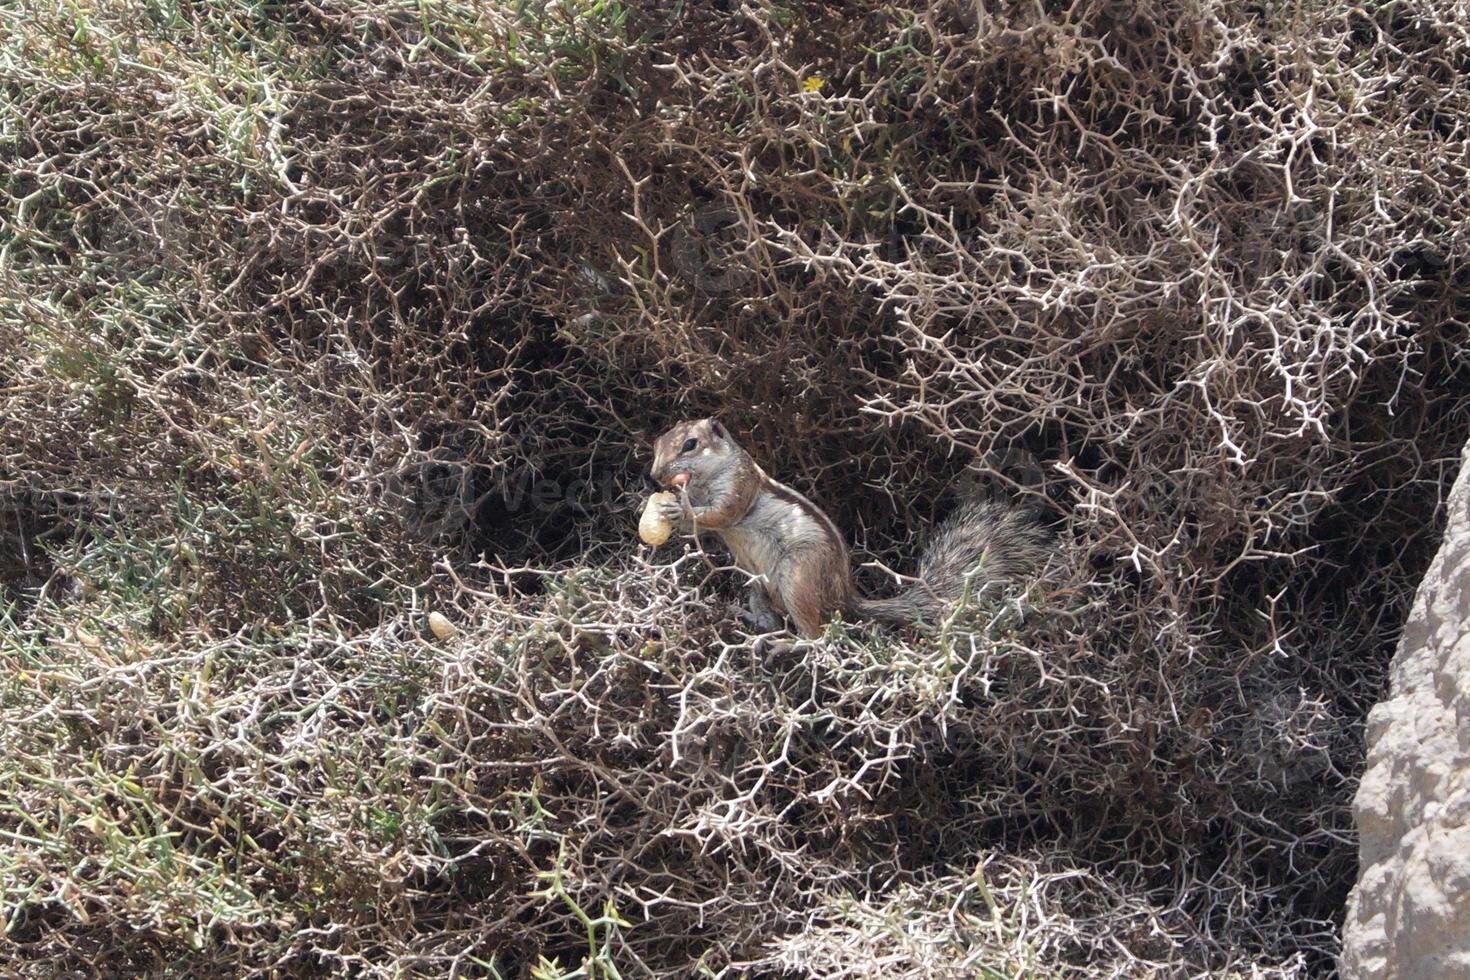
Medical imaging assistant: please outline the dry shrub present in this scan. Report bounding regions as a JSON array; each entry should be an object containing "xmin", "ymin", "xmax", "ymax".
[{"xmin": 3, "ymin": 0, "xmax": 1470, "ymax": 975}]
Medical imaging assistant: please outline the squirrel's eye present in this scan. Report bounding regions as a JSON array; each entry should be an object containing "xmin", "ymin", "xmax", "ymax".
[{"xmin": 681, "ymin": 438, "xmax": 698, "ymax": 453}]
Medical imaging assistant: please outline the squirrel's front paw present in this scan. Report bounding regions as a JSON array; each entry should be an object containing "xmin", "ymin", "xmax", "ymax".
[{"xmin": 654, "ymin": 496, "xmax": 686, "ymax": 526}]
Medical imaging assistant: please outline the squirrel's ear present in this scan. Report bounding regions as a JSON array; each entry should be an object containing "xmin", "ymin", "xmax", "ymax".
[{"xmin": 708, "ymin": 418, "xmax": 727, "ymax": 440}]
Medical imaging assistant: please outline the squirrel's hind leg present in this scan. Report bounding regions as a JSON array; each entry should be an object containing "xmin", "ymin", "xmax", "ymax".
[
  {"xmin": 740, "ymin": 584, "xmax": 785, "ymax": 634},
  {"xmin": 780, "ymin": 570, "xmax": 830, "ymax": 639}
]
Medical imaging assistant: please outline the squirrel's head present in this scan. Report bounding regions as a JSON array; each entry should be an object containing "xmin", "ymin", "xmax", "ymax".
[{"xmin": 649, "ymin": 417, "xmax": 741, "ymax": 491}]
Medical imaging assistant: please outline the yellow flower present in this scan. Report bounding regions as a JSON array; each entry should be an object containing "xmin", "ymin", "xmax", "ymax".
[{"xmin": 802, "ymin": 75, "xmax": 826, "ymax": 93}]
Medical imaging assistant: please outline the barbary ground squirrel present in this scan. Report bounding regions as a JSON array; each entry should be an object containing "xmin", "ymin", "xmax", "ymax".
[{"xmin": 648, "ymin": 418, "xmax": 1051, "ymax": 638}]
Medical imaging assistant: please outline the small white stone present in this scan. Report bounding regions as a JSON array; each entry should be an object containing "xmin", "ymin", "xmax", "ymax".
[{"xmin": 427, "ymin": 611, "xmax": 458, "ymax": 641}]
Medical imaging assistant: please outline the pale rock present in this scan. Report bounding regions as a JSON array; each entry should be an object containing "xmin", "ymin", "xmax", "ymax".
[{"xmin": 1343, "ymin": 440, "xmax": 1470, "ymax": 978}]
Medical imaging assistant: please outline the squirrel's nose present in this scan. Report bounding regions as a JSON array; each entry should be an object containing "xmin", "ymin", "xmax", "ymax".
[{"xmin": 644, "ymin": 470, "xmax": 663, "ymax": 493}]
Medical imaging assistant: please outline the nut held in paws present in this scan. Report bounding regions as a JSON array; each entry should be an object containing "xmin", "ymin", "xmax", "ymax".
[{"xmin": 639, "ymin": 491, "xmax": 678, "ymax": 545}]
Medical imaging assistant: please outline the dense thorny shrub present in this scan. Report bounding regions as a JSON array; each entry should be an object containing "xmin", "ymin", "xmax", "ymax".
[{"xmin": 3, "ymin": 0, "xmax": 1469, "ymax": 975}]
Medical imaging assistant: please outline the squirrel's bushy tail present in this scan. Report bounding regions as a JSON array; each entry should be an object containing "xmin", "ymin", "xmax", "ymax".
[{"xmin": 853, "ymin": 500, "xmax": 1051, "ymax": 626}]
